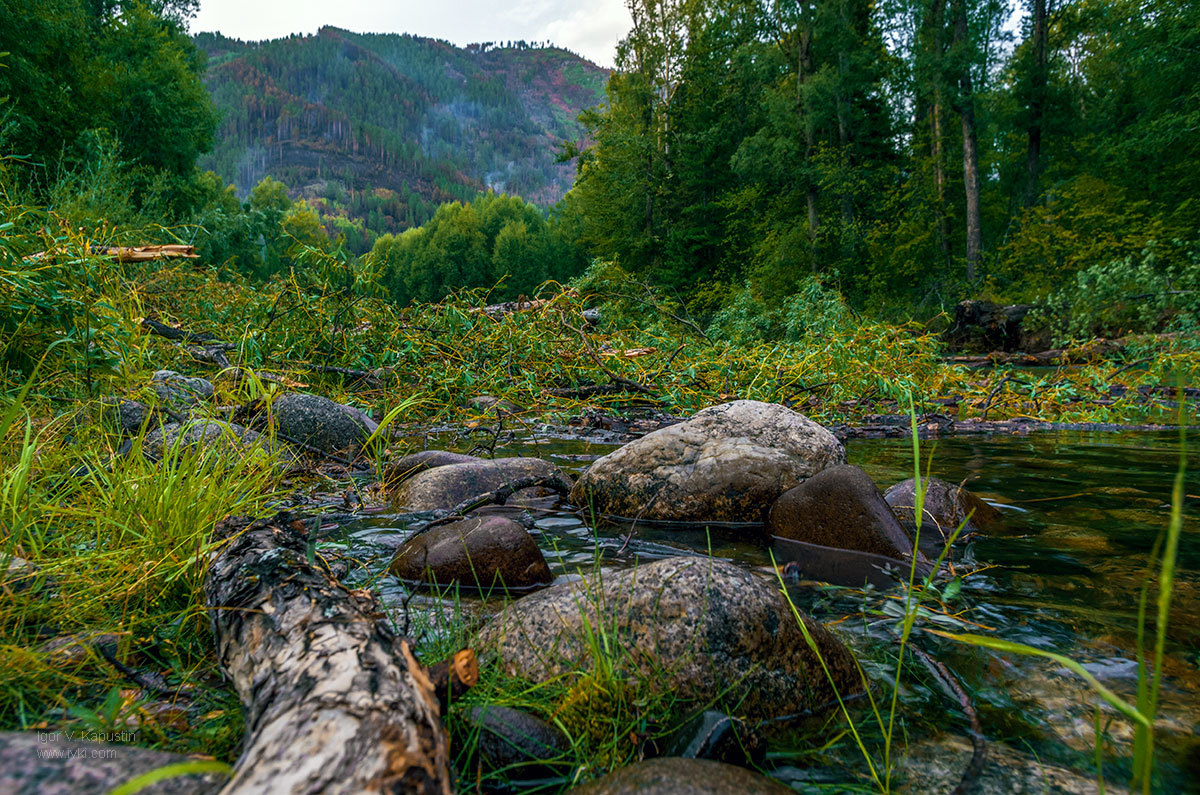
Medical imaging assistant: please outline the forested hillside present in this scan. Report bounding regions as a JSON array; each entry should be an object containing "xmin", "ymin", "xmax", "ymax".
[{"xmin": 194, "ymin": 29, "xmax": 607, "ymax": 236}]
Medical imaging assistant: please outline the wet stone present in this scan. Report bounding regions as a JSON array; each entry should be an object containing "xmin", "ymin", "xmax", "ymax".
[
  {"xmin": 567, "ymin": 757, "xmax": 792, "ymax": 795},
  {"xmin": 388, "ymin": 515, "xmax": 553, "ymax": 591},
  {"xmin": 884, "ymin": 476, "xmax": 1002, "ymax": 539},
  {"xmin": 465, "ymin": 705, "xmax": 571, "ymax": 778},
  {"xmin": 389, "ymin": 457, "xmax": 571, "ymax": 511},
  {"xmin": 659, "ymin": 710, "xmax": 765, "ymax": 767},
  {"xmin": 271, "ymin": 392, "xmax": 377, "ymax": 453}
]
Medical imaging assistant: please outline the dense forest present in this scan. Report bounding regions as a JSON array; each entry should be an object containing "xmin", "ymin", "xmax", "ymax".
[{"xmin": 195, "ymin": 28, "xmax": 607, "ymax": 237}]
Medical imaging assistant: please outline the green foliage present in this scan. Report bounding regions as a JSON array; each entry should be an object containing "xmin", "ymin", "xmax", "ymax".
[{"xmin": 373, "ymin": 191, "xmax": 587, "ymax": 305}]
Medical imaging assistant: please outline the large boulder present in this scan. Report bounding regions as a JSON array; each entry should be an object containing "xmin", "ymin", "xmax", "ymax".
[
  {"xmin": 884, "ymin": 477, "xmax": 1002, "ymax": 539},
  {"xmin": 568, "ymin": 758, "xmax": 792, "ymax": 795},
  {"xmin": 570, "ymin": 400, "xmax": 844, "ymax": 523},
  {"xmin": 767, "ymin": 465, "xmax": 917, "ymax": 559},
  {"xmin": 388, "ymin": 515, "xmax": 553, "ymax": 591},
  {"xmin": 389, "ymin": 457, "xmax": 572, "ymax": 511},
  {"xmin": 474, "ymin": 557, "xmax": 860, "ymax": 720},
  {"xmin": 271, "ymin": 393, "xmax": 377, "ymax": 453}
]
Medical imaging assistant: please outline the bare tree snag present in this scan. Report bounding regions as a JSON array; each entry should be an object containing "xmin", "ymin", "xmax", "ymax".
[
  {"xmin": 428, "ymin": 650, "xmax": 480, "ymax": 714},
  {"xmin": 205, "ymin": 513, "xmax": 453, "ymax": 794}
]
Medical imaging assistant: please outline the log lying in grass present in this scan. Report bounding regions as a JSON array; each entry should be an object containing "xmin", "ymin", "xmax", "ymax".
[
  {"xmin": 206, "ymin": 513, "xmax": 454, "ymax": 794},
  {"xmin": 95, "ymin": 244, "xmax": 199, "ymax": 262}
]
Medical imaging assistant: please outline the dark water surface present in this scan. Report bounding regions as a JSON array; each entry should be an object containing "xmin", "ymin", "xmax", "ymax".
[{"xmin": 337, "ymin": 429, "xmax": 1200, "ymax": 790}]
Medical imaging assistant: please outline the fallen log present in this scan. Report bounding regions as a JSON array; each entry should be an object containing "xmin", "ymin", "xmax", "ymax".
[
  {"xmin": 94, "ymin": 244, "xmax": 199, "ymax": 262},
  {"xmin": 206, "ymin": 513, "xmax": 454, "ymax": 794}
]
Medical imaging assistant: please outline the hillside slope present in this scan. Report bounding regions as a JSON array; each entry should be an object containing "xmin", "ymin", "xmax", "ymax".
[{"xmin": 195, "ymin": 28, "xmax": 607, "ymax": 233}]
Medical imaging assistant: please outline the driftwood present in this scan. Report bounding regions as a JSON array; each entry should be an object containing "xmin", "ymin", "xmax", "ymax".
[
  {"xmin": 206, "ymin": 513, "xmax": 454, "ymax": 793},
  {"xmin": 94, "ymin": 244, "xmax": 199, "ymax": 262}
]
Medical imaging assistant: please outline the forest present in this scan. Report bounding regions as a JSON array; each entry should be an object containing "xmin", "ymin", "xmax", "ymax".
[{"xmin": 0, "ymin": 0, "xmax": 1198, "ymax": 793}]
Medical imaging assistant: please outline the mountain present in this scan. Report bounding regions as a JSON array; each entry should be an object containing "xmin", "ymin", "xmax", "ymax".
[{"xmin": 194, "ymin": 28, "xmax": 607, "ymax": 234}]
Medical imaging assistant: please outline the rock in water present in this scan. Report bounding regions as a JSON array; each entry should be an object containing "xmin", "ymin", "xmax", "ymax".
[
  {"xmin": 570, "ymin": 400, "xmax": 844, "ymax": 523},
  {"xmin": 768, "ymin": 465, "xmax": 918, "ymax": 559},
  {"xmin": 271, "ymin": 393, "xmax": 377, "ymax": 453},
  {"xmin": 474, "ymin": 557, "xmax": 860, "ymax": 720},
  {"xmin": 884, "ymin": 477, "xmax": 1001, "ymax": 539},
  {"xmin": 383, "ymin": 450, "xmax": 480, "ymax": 490},
  {"xmin": 389, "ymin": 515, "xmax": 553, "ymax": 591},
  {"xmin": 150, "ymin": 370, "xmax": 214, "ymax": 410},
  {"xmin": 465, "ymin": 705, "xmax": 570, "ymax": 777},
  {"xmin": 389, "ymin": 457, "xmax": 572, "ymax": 511},
  {"xmin": 660, "ymin": 710, "xmax": 765, "ymax": 767},
  {"xmin": 567, "ymin": 758, "xmax": 792, "ymax": 795}
]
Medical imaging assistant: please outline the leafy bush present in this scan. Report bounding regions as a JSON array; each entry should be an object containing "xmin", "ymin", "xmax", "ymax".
[{"xmin": 706, "ymin": 277, "xmax": 856, "ymax": 344}]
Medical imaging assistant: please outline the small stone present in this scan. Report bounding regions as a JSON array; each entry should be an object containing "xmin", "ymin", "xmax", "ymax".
[
  {"xmin": 660, "ymin": 710, "xmax": 765, "ymax": 767},
  {"xmin": 150, "ymin": 370, "xmax": 214, "ymax": 410},
  {"xmin": 884, "ymin": 476, "xmax": 1002, "ymax": 539},
  {"xmin": 143, "ymin": 420, "xmax": 265, "ymax": 460},
  {"xmin": 465, "ymin": 705, "xmax": 571, "ymax": 778},
  {"xmin": 468, "ymin": 395, "xmax": 523, "ymax": 413},
  {"xmin": 383, "ymin": 451, "xmax": 480, "ymax": 489},
  {"xmin": 567, "ymin": 758, "xmax": 792, "ymax": 794},
  {"xmin": 389, "ymin": 515, "xmax": 553, "ymax": 591},
  {"xmin": 98, "ymin": 397, "xmax": 157, "ymax": 436},
  {"xmin": 389, "ymin": 457, "xmax": 571, "ymax": 511}
]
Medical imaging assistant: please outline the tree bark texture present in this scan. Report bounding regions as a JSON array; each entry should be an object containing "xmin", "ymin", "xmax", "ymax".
[
  {"xmin": 205, "ymin": 513, "xmax": 452, "ymax": 794},
  {"xmin": 952, "ymin": 0, "xmax": 983, "ymax": 282},
  {"xmin": 1025, "ymin": 0, "xmax": 1048, "ymax": 206}
]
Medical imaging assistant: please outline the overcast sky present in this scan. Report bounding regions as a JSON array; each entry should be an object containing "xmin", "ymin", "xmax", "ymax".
[{"xmin": 190, "ymin": 0, "xmax": 631, "ymax": 67}]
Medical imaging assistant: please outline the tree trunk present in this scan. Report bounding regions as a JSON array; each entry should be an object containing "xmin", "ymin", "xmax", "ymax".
[
  {"xmin": 1024, "ymin": 0, "xmax": 1048, "ymax": 206},
  {"xmin": 205, "ymin": 513, "xmax": 453, "ymax": 794},
  {"xmin": 953, "ymin": 0, "xmax": 983, "ymax": 283},
  {"xmin": 926, "ymin": 0, "xmax": 953, "ymax": 265},
  {"xmin": 797, "ymin": 26, "xmax": 818, "ymax": 259}
]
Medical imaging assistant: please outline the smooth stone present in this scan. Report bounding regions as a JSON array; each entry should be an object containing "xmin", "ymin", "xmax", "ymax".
[
  {"xmin": 142, "ymin": 420, "xmax": 265, "ymax": 460},
  {"xmin": 570, "ymin": 400, "xmax": 844, "ymax": 523},
  {"xmin": 271, "ymin": 392, "xmax": 377, "ymax": 453},
  {"xmin": 767, "ymin": 464, "xmax": 918, "ymax": 559},
  {"xmin": 900, "ymin": 735, "xmax": 1119, "ymax": 794},
  {"xmin": 884, "ymin": 477, "xmax": 1002, "ymax": 538},
  {"xmin": 384, "ymin": 451, "xmax": 480, "ymax": 489},
  {"xmin": 474, "ymin": 557, "xmax": 860, "ymax": 720},
  {"xmin": 465, "ymin": 705, "xmax": 570, "ymax": 777},
  {"xmin": 149, "ymin": 370, "xmax": 213, "ymax": 409},
  {"xmin": 660, "ymin": 710, "xmax": 765, "ymax": 767},
  {"xmin": 567, "ymin": 757, "xmax": 792, "ymax": 795},
  {"xmin": 389, "ymin": 457, "xmax": 571, "ymax": 511},
  {"xmin": 468, "ymin": 395, "xmax": 523, "ymax": 413},
  {"xmin": 388, "ymin": 515, "xmax": 553, "ymax": 591}
]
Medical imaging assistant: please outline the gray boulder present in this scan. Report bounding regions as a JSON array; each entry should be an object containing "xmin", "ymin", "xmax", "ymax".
[
  {"xmin": 474, "ymin": 557, "xmax": 860, "ymax": 720},
  {"xmin": 98, "ymin": 397, "xmax": 157, "ymax": 435},
  {"xmin": 568, "ymin": 758, "xmax": 792, "ymax": 795},
  {"xmin": 143, "ymin": 420, "xmax": 263, "ymax": 460},
  {"xmin": 150, "ymin": 370, "xmax": 213, "ymax": 410},
  {"xmin": 884, "ymin": 477, "xmax": 1002, "ymax": 540},
  {"xmin": 389, "ymin": 515, "xmax": 553, "ymax": 591},
  {"xmin": 767, "ymin": 465, "xmax": 918, "ymax": 559},
  {"xmin": 389, "ymin": 457, "xmax": 571, "ymax": 511},
  {"xmin": 570, "ymin": 400, "xmax": 844, "ymax": 523},
  {"xmin": 271, "ymin": 393, "xmax": 378, "ymax": 453}
]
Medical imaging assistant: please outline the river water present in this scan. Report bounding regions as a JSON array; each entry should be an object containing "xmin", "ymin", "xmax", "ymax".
[{"xmin": 338, "ymin": 428, "xmax": 1199, "ymax": 791}]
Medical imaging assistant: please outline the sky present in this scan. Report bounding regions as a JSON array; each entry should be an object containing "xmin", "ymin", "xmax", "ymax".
[{"xmin": 189, "ymin": 0, "xmax": 632, "ymax": 67}]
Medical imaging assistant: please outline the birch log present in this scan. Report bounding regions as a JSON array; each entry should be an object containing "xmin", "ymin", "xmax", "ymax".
[{"xmin": 205, "ymin": 513, "xmax": 452, "ymax": 794}]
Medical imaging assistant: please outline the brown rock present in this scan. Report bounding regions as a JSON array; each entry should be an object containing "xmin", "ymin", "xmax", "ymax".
[
  {"xmin": 383, "ymin": 451, "xmax": 480, "ymax": 489},
  {"xmin": 474, "ymin": 557, "xmax": 860, "ymax": 720},
  {"xmin": 570, "ymin": 400, "xmax": 844, "ymax": 524},
  {"xmin": 568, "ymin": 757, "xmax": 792, "ymax": 795},
  {"xmin": 389, "ymin": 457, "xmax": 571, "ymax": 511},
  {"xmin": 389, "ymin": 515, "xmax": 553, "ymax": 591},
  {"xmin": 767, "ymin": 465, "xmax": 917, "ymax": 559},
  {"xmin": 884, "ymin": 477, "xmax": 1002, "ymax": 539}
]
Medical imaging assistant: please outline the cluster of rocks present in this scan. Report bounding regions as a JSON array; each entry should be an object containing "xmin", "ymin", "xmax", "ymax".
[
  {"xmin": 98, "ymin": 370, "xmax": 380, "ymax": 463},
  {"xmin": 375, "ymin": 399, "xmax": 1004, "ymax": 788}
]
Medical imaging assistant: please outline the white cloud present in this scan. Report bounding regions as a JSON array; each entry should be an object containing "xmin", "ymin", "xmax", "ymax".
[{"xmin": 190, "ymin": 0, "xmax": 630, "ymax": 66}]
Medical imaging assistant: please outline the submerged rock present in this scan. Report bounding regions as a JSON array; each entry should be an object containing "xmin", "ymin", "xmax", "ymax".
[
  {"xmin": 570, "ymin": 400, "xmax": 844, "ymax": 523},
  {"xmin": 884, "ymin": 476, "xmax": 1001, "ymax": 539},
  {"xmin": 388, "ymin": 515, "xmax": 553, "ymax": 591},
  {"xmin": 768, "ymin": 464, "xmax": 918, "ymax": 559},
  {"xmin": 389, "ymin": 457, "xmax": 571, "ymax": 511},
  {"xmin": 900, "ymin": 734, "xmax": 1117, "ymax": 794},
  {"xmin": 150, "ymin": 370, "xmax": 213, "ymax": 410},
  {"xmin": 568, "ymin": 757, "xmax": 792, "ymax": 795},
  {"xmin": 465, "ymin": 705, "xmax": 570, "ymax": 777},
  {"xmin": 271, "ymin": 393, "xmax": 377, "ymax": 453},
  {"xmin": 474, "ymin": 557, "xmax": 860, "ymax": 720}
]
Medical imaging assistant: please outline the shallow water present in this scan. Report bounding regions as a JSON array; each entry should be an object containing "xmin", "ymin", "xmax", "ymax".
[{"xmin": 337, "ymin": 428, "xmax": 1200, "ymax": 790}]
